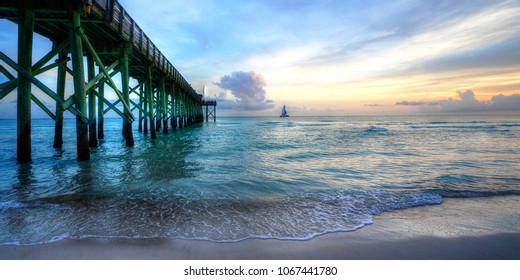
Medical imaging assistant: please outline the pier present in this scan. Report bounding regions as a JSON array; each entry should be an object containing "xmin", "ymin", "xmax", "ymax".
[
  {"xmin": 202, "ymin": 100, "xmax": 217, "ymax": 122},
  {"xmin": 0, "ymin": 0, "xmax": 216, "ymax": 163}
]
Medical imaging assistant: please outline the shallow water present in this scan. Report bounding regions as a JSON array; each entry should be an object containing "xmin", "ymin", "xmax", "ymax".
[{"xmin": 1, "ymin": 115, "xmax": 519, "ymax": 244}]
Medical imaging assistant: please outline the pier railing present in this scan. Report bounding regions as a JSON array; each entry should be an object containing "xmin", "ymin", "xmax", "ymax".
[{"xmin": 91, "ymin": 0, "xmax": 199, "ymax": 101}]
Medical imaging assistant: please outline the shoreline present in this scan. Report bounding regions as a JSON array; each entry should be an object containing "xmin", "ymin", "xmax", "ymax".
[{"xmin": 1, "ymin": 195, "xmax": 519, "ymax": 260}]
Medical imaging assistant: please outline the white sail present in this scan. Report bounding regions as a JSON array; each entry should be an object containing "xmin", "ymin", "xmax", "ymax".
[{"xmin": 280, "ymin": 105, "xmax": 289, "ymax": 117}]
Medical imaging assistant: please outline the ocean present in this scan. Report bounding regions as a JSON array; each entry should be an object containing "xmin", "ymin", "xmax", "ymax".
[{"xmin": 0, "ymin": 115, "xmax": 519, "ymax": 244}]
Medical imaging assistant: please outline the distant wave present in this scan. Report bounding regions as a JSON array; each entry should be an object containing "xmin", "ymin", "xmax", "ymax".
[
  {"xmin": 411, "ymin": 125, "xmax": 499, "ymax": 130},
  {"xmin": 366, "ymin": 126, "xmax": 388, "ymax": 132},
  {"xmin": 411, "ymin": 123, "xmax": 520, "ymax": 129}
]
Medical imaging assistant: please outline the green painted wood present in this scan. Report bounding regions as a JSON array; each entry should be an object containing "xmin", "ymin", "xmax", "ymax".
[
  {"xmin": 121, "ymin": 44, "xmax": 134, "ymax": 146},
  {"xmin": 61, "ymin": 95, "xmax": 75, "ymax": 111},
  {"xmin": 161, "ymin": 78, "xmax": 168, "ymax": 133},
  {"xmin": 170, "ymin": 86, "xmax": 176, "ymax": 131},
  {"xmin": 31, "ymin": 93, "xmax": 55, "ymax": 120},
  {"xmin": 0, "ymin": 80, "xmax": 17, "ymax": 100},
  {"xmin": 0, "ymin": 51, "xmax": 89, "ymax": 123},
  {"xmin": 97, "ymin": 66, "xmax": 105, "ymax": 139},
  {"xmin": 53, "ymin": 51, "xmax": 66, "ymax": 148},
  {"xmin": 0, "ymin": 79, "xmax": 18, "ymax": 95},
  {"xmin": 62, "ymin": 64, "xmax": 74, "ymax": 76},
  {"xmin": 69, "ymin": 6, "xmax": 90, "ymax": 161},
  {"xmin": 138, "ymin": 84, "xmax": 143, "ymax": 132},
  {"xmin": 129, "ymin": 83, "xmax": 140, "ymax": 94},
  {"xmin": 146, "ymin": 65, "xmax": 156, "ymax": 139},
  {"xmin": 77, "ymin": 26, "xmax": 134, "ymax": 121},
  {"xmin": 85, "ymin": 60, "xmax": 118, "ymax": 92},
  {"xmin": 33, "ymin": 57, "xmax": 69, "ymax": 76},
  {"xmin": 143, "ymin": 80, "xmax": 148, "ymax": 135},
  {"xmin": 16, "ymin": 0, "xmax": 34, "ymax": 163},
  {"xmin": 129, "ymin": 98, "xmax": 146, "ymax": 114},
  {"xmin": 87, "ymin": 54, "xmax": 97, "ymax": 147},
  {"xmin": 92, "ymin": 88, "xmax": 126, "ymax": 120},
  {"xmin": 0, "ymin": 64, "xmax": 15, "ymax": 80},
  {"xmin": 104, "ymin": 99, "xmax": 121, "ymax": 115},
  {"xmin": 155, "ymin": 81, "xmax": 162, "ymax": 132},
  {"xmin": 31, "ymin": 39, "xmax": 69, "ymax": 74},
  {"xmin": 182, "ymin": 93, "xmax": 188, "ymax": 128}
]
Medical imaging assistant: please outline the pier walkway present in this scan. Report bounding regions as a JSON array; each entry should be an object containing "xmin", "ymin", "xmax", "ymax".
[{"xmin": 0, "ymin": 0, "xmax": 216, "ymax": 163}]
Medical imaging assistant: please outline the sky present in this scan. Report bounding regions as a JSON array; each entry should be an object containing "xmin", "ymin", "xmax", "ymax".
[{"xmin": 1, "ymin": 0, "xmax": 520, "ymax": 117}]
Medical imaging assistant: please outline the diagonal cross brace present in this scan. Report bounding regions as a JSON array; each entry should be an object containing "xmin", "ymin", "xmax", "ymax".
[
  {"xmin": 0, "ymin": 51, "xmax": 89, "ymax": 123},
  {"xmin": 0, "ymin": 64, "xmax": 15, "ymax": 80},
  {"xmin": 1, "ymin": 52, "xmax": 68, "ymax": 100},
  {"xmin": 32, "ymin": 39, "xmax": 69, "ymax": 73},
  {"xmin": 103, "ymin": 99, "xmax": 121, "ymax": 115},
  {"xmin": 129, "ymin": 83, "xmax": 141, "ymax": 96},
  {"xmin": 31, "ymin": 94, "xmax": 56, "ymax": 120},
  {"xmin": 76, "ymin": 26, "xmax": 134, "ymax": 121},
  {"xmin": 129, "ymin": 98, "xmax": 146, "ymax": 115},
  {"xmin": 85, "ymin": 60, "xmax": 119, "ymax": 92},
  {"xmin": 91, "ymin": 88, "xmax": 128, "ymax": 121}
]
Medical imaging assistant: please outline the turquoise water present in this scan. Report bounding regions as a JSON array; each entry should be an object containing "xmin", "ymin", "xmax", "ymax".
[{"xmin": 1, "ymin": 116, "xmax": 519, "ymax": 244}]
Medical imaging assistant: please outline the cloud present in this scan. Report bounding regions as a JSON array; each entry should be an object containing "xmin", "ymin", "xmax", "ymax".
[
  {"xmin": 396, "ymin": 90, "xmax": 520, "ymax": 113},
  {"xmin": 215, "ymin": 71, "xmax": 275, "ymax": 111},
  {"xmin": 364, "ymin": 104, "xmax": 385, "ymax": 107},
  {"xmin": 490, "ymin": 93, "xmax": 520, "ymax": 111},
  {"xmin": 396, "ymin": 101, "xmax": 439, "ymax": 106}
]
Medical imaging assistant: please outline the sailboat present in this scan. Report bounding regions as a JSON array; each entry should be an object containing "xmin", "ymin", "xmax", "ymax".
[{"xmin": 280, "ymin": 105, "xmax": 289, "ymax": 118}]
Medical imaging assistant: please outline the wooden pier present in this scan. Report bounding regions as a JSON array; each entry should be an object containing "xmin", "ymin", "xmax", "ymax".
[
  {"xmin": 202, "ymin": 100, "xmax": 217, "ymax": 122},
  {"xmin": 0, "ymin": 0, "xmax": 216, "ymax": 163}
]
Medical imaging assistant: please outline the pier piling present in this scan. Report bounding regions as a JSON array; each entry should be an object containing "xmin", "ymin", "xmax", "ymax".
[
  {"xmin": 146, "ymin": 66, "xmax": 156, "ymax": 139},
  {"xmin": 121, "ymin": 43, "xmax": 134, "ymax": 146},
  {"xmin": 87, "ymin": 54, "xmax": 97, "ymax": 147},
  {"xmin": 16, "ymin": 0, "xmax": 34, "ymax": 163},
  {"xmin": 138, "ymin": 84, "xmax": 143, "ymax": 133},
  {"xmin": 97, "ymin": 65, "xmax": 105, "ymax": 140},
  {"xmin": 53, "ymin": 51, "xmax": 67, "ymax": 148},
  {"xmin": 161, "ymin": 79, "xmax": 168, "ymax": 134},
  {"xmin": 69, "ymin": 5, "xmax": 90, "ymax": 161}
]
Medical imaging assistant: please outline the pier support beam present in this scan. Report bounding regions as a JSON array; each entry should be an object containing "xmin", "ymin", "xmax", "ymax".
[
  {"xmin": 155, "ymin": 91, "xmax": 160, "ymax": 131},
  {"xmin": 175, "ymin": 90, "xmax": 179, "ymax": 129},
  {"xmin": 146, "ymin": 66, "xmax": 156, "ymax": 139},
  {"xmin": 170, "ymin": 85, "xmax": 177, "ymax": 131},
  {"xmin": 121, "ymin": 44, "xmax": 134, "ymax": 146},
  {"xmin": 53, "ymin": 51, "xmax": 66, "ymax": 148},
  {"xmin": 70, "ymin": 6, "xmax": 90, "ymax": 160},
  {"xmin": 180, "ymin": 90, "xmax": 184, "ymax": 129},
  {"xmin": 182, "ymin": 93, "xmax": 188, "ymax": 128},
  {"xmin": 138, "ymin": 84, "xmax": 143, "ymax": 132},
  {"xmin": 16, "ymin": 0, "xmax": 34, "ymax": 163},
  {"xmin": 143, "ymin": 82, "xmax": 148, "ymax": 135},
  {"xmin": 87, "ymin": 54, "xmax": 97, "ymax": 147},
  {"xmin": 161, "ymin": 79, "xmax": 168, "ymax": 134},
  {"xmin": 97, "ymin": 66, "xmax": 105, "ymax": 139}
]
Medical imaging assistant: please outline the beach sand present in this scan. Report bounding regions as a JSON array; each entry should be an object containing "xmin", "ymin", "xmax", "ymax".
[{"xmin": 1, "ymin": 195, "xmax": 519, "ymax": 260}]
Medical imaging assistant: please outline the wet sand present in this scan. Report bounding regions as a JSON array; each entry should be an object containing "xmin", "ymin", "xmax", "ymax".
[{"xmin": 1, "ymin": 195, "xmax": 519, "ymax": 259}]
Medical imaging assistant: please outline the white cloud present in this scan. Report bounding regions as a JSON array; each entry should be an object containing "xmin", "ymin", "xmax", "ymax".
[
  {"xmin": 397, "ymin": 90, "xmax": 520, "ymax": 113},
  {"xmin": 215, "ymin": 71, "xmax": 274, "ymax": 111}
]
